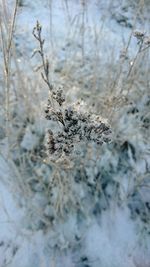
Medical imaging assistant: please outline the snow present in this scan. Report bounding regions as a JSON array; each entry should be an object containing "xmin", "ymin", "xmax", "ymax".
[
  {"xmin": 0, "ymin": 165, "xmax": 149, "ymax": 267},
  {"xmin": 84, "ymin": 206, "xmax": 137, "ymax": 267},
  {"xmin": 20, "ymin": 125, "xmax": 40, "ymax": 151}
]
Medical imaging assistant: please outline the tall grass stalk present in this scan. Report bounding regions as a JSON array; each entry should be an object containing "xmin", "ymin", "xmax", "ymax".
[{"xmin": 0, "ymin": 0, "xmax": 19, "ymax": 143}]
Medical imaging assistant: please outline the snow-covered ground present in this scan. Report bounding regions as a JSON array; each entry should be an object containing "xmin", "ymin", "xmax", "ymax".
[{"xmin": 0, "ymin": 158, "xmax": 149, "ymax": 267}]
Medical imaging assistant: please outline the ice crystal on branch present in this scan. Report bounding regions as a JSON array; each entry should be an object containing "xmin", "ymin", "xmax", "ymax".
[{"xmin": 45, "ymin": 97, "xmax": 112, "ymax": 158}]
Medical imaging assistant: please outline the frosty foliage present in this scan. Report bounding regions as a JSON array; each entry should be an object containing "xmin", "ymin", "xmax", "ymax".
[
  {"xmin": 10, "ymin": 21, "xmax": 148, "ymax": 267},
  {"xmin": 20, "ymin": 91, "xmax": 150, "ymax": 266},
  {"xmin": 45, "ymin": 93, "xmax": 111, "ymax": 159},
  {"xmin": 0, "ymin": 1, "xmax": 150, "ymax": 266},
  {"xmin": 24, "ymin": 89, "xmax": 150, "ymax": 244}
]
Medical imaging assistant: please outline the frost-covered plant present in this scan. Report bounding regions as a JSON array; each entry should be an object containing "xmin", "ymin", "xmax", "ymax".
[
  {"xmin": 127, "ymin": 30, "xmax": 150, "ymax": 77},
  {"xmin": 31, "ymin": 23, "xmax": 150, "ymax": 247},
  {"xmin": 33, "ymin": 21, "xmax": 111, "ymax": 161},
  {"xmin": 45, "ymin": 99, "xmax": 111, "ymax": 159},
  {"xmin": 133, "ymin": 30, "xmax": 150, "ymax": 48},
  {"xmin": 30, "ymin": 21, "xmax": 113, "ymax": 227}
]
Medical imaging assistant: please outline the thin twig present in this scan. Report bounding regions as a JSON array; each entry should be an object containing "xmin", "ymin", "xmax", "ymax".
[{"xmin": 32, "ymin": 21, "xmax": 53, "ymax": 91}]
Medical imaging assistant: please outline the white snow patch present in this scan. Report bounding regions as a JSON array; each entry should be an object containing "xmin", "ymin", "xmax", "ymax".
[{"xmin": 84, "ymin": 205, "xmax": 147, "ymax": 267}]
